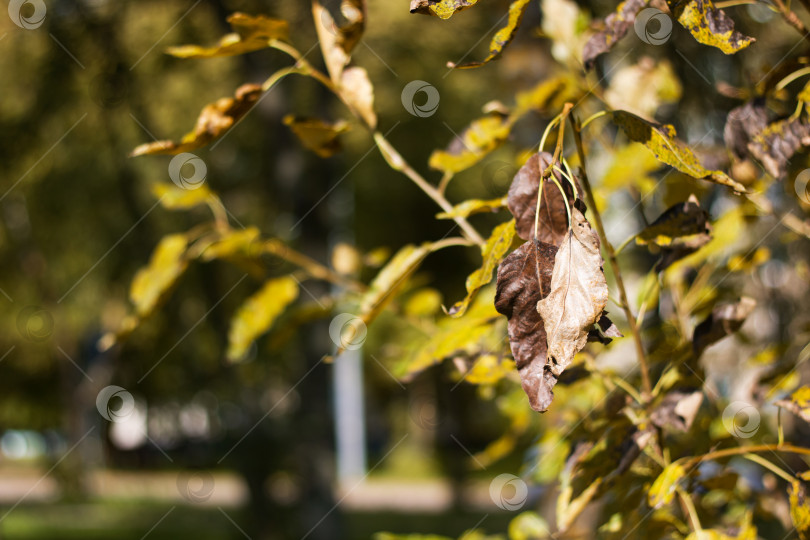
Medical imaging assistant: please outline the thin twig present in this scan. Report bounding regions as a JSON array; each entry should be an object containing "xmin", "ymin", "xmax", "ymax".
[
  {"xmin": 771, "ymin": 0, "xmax": 810, "ymax": 42},
  {"xmin": 573, "ymin": 114, "xmax": 653, "ymax": 399}
]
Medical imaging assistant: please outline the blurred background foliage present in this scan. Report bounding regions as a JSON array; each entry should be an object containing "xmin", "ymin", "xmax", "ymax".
[{"xmin": 1, "ymin": 0, "xmax": 810, "ymax": 538}]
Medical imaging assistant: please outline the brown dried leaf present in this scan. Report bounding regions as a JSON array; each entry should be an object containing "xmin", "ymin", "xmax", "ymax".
[
  {"xmin": 131, "ymin": 84, "xmax": 262, "ymax": 156},
  {"xmin": 507, "ymin": 152, "xmax": 579, "ymax": 244},
  {"xmin": 537, "ymin": 208, "xmax": 609, "ymax": 374},
  {"xmin": 636, "ymin": 194, "xmax": 712, "ymax": 271},
  {"xmin": 723, "ymin": 101, "xmax": 768, "ymax": 161},
  {"xmin": 166, "ymin": 13, "xmax": 289, "ymax": 58},
  {"xmin": 748, "ymin": 116, "xmax": 810, "ymax": 178},
  {"xmin": 495, "ymin": 239, "xmax": 559, "ymax": 411},
  {"xmin": 582, "ymin": 0, "xmax": 648, "ymax": 70},
  {"xmin": 693, "ymin": 296, "xmax": 756, "ymax": 356},
  {"xmin": 650, "ymin": 390, "xmax": 703, "ymax": 431},
  {"xmin": 312, "ymin": 0, "xmax": 366, "ymax": 82}
]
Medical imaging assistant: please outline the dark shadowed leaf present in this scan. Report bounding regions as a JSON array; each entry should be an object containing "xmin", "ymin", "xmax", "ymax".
[
  {"xmin": 507, "ymin": 152, "xmax": 579, "ymax": 244},
  {"xmin": 723, "ymin": 100, "xmax": 768, "ymax": 161},
  {"xmin": 636, "ymin": 194, "xmax": 713, "ymax": 271},
  {"xmin": 436, "ymin": 197, "xmax": 507, "ymax": 220},
  {"xmin": 227, "ymin": 276, "xmax": 299, "ymax": 362},
  {"xmin": 409, "ymin": 0, "xmax": 479, "ymax": 18},
  {"xmin": 449, "ymin": 220, "xmax": 516, "ymax": 317},
  {"xmin": 613, "ymin": 110, "xmax": 746, "ymax": 192},
  {"xmin": 582, "ymin": 0, "xmax": 647, "ymax": 70},
  {"xmin": 449, "ymin": 0, "xmax": 532, "ymax": 68},
  {"xmin": 495, "ymin": 239, "xmax": 559, "ymax": 411},
  {"xmin": 166, "ymin": 13, "xmax": 289, "ymax": 58},
  {"xmin": 776, "ymin": 386, "xmax": 810, "ymax": 424},
  {"xmin": 651, "ymin": 390, "xmax": 703, "ymax": 431},
  {"xmin": 283, "ymin": 115, "xmax": 349, "ymax": 157},
  {"xmin": 747, "ymin": 116, "xmax": 810, "ymax": 178},
  {"xmin": 537, "ymin": 208, "xmax": 609, "ymax": 374},
  {"xmin": 693, "ymin": 296, "xmax": 756, "ymax": 356},
  {"xmin": 131, "ymin": 84, "xmax": 262, "ymax": 156},
  {"xmin": 672, "ymin": 0, "xmax": 755, "ymax": 54},
  {"xmin": 429, "ymin": 114, "xmax": 512, "ymax": 174}
]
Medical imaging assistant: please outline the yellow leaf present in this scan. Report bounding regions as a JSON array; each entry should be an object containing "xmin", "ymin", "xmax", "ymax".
[
  {"xmin": 790, "ymin": 478, "xmax": 810, "ymax": 540},
  {"xmin": 450, "ymin": 0, "xmax": 532, "ymax": 68},
  {"xmin": 131, "ymin": 84, "xmax": 262, "ymax": 156},
  {"xmin": 227, "ymin": 276, "xmax": 299, "ymax": 361},
  {"xmin": 404, "ymin": 288, "xmax": 443, "ymax": 317},
  {"xmin": 613, "ymin": 110, "xmax": 746, "ymax": 192},
  {"xmin": 200, "ymin": 227, "xmax": 263, "ymax": 261},
  {"xmin": 776, "ymin": 386, "xmax": 810, "ymax": 424},
  {"xmin": 283, "ymin": 115, "xmax": 349, "ymax": 157},
  {"xmin": 151, "ymin": 182, "xmax": 213, "ymax": 210},
  {"xmin": 684, "ymin": 531, "xmax": 735, "ymax": 540},
  {"xmin": 166, "ymin": 13, "xmax": 289, "ymax": 58},
  {"xmin": 514, "ymin": 75, "xmax": 578, "ymax": 117},
  {"xmin": 449, "ymin": 220, "xmax": 516, "ymax": 317},
  {"xmin": 648, "ymin": 460, "xmax": 687, "ymax": 507},
  {"xmin": 672, "ymin": 0, "xmax": 754, "ymax": 55},
  {"xmin": 429, "ymin": 115, "xmax": 512, "ymax": 174},
  {"xmin": 398, "ymin": 287, "xmax": 500, "ymax": 379},
  {"xmin": 130, "ymin": 234, "xmax": 189, "ymax": 317},
  {"xmin": 508, "ymin": 511, "xmax": 550, "ymax": 540},
  {"xmin": 436, "ymin": 197, "xmax": 507, "ymax": 220},
  {"xmin": 464, "ymin": 355, "xmax": 516, "ymax": 385}
]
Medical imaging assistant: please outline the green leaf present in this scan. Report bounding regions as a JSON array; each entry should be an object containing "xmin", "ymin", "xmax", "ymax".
[
  {"xmin": 200, "ymin": 227, "xmax": 263, "ymax": 261},
  {"xmin": 131, "ymin": 84, "xmax": 263, "ymax": 156},
  {"xmin": 166, "ymin": 13, "xmax": 289, "ymax": 58},
  {"xmin": 436, "ymin": 197, "xmax": 507, "ymax": 220},
  {"xmin": 409, "ymin": 0, "xmax": 479, "ymax": 19},
  {"xmin": 227, "ymin": 276, "xmax": 299, "ymax": 361},
  {"xmin": 612, "ymin": 110, "xmax": 746, "ymax": 192},
  {"xmin": 429, "ymin": 114, "xmax": 512, "ymax": 174},
  {"xmin": 648, "ymin": 460, "xmax": 687, "ymax": 507},
  {"xmin": 152, "ymin": 182, "xmax": 214, "ymax": 210},
  {"xmin": 508, "ymin": 512, "xmax": 550, "ymax": 540},
  {"xmin": 449, "ymin": 220, "xmax": 516, "ymax": 317},
  {"xmin": 449, "ymin": 0, "xmax": 532, "ymax": 69},
  {"xmin": 130, "ymin": 234, "xmax": 189, "ymax": 317},
  {"xmin": 671, "ymin": 0, "xmax": 755, "ymax": 54},
  {"xmin": 283, "ymin": 115, "xmax": 349, "ymax": 158}
]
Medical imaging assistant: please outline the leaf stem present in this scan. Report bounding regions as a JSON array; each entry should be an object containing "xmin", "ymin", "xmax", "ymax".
[
  {"xmin": 263, "ymin": 239, "xmax": 366, "ymax": 292},
  {"xmin": 771, "ymin": 0, "xmax": 810, "ymax": 42},
  {"xmin": 573, "ymin": 114, "xmax": 653, "ymax": 400},
  {"xmin": 742, "ymin": 452, "xmax": 795, "ymax": 483}
]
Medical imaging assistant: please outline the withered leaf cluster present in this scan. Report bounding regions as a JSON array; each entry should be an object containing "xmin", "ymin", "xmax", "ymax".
[{"xmin": 495, "ymin": 152, "xmax": 619, "ymax": 412}]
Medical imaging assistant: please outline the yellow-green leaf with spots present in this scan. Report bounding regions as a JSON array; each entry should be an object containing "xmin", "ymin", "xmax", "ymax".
[
  {"xmin": 436, "ymin": 197, "xmax": 507, "ymax": 220},
  {"xmin": 648, "ymin": 460, "xmax": 687, "ymax": 507},
  {"xmin": 130, "ymin": 234, "xmax": 189, "ymax": 317},
  {"xmin": 166, "ymin": 13, "xmax": 288, "ymax": 58},
  {"xmin": 227, "ymin": 276, "xmax": 299, "ymax": 361},
  {"xmin": 776, "ymin": 386, "xmax": 810, "ymax": 424},
  {"xmin": 671, "ymin": 0, "xmax": 755, "ymax": 55},
  {"xmin": 152, "ymin": 182, "xmax": 214, "ymax": 210},
  {"xmin": 450, "ymin": 0, "xmax": 532, "ymax": 68},
  {"xmin": 429, "ymin": 114, "xmax": 512, "ymax": 174},
  {"xmin": 449, "ymin": 220, "xmax": 516, "ymax": 317},
  {"xmin": 612, "ymin": 110, "xmax": 746, "ymax": 192},
  {"xmin": 409, "ymin": 0, "xmax": 479, "ymax": 19}
]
